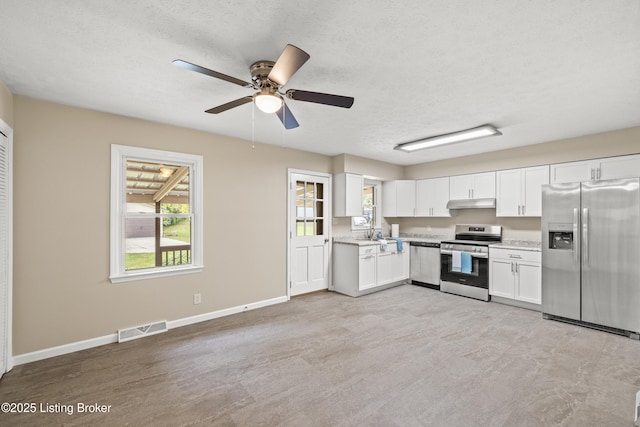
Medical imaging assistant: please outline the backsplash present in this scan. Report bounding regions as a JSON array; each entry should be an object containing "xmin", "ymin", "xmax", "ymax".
[{"xmin": 332, "ymin": 209, "xmax": 542, "ymax": 242}]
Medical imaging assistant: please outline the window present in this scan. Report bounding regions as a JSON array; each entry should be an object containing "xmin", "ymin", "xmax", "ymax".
[
  {"xmin": 110, "ymin": 145, "xmax": 203, "ymax": 283},
  {"xmin": 351, "ymin": 180, "xmax": 381, "ymax": 231},
  {"xmin": 295, "ymin": 180, "xmax": 325, "ymax": 236}
]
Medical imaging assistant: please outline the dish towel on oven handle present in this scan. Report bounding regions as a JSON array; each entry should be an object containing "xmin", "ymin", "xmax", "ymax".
[
  {"xmin": 461, "ymin": 252, "xmax": 472, "ymax": 274},
  {"xmin": 452, "ymin": 250, "xmax": 462, "ymax": 272}
]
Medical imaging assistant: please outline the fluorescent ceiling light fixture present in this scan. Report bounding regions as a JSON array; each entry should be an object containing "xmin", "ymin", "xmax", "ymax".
[
  {"xmin": 254, "ymin": 90, "xmax": 283, "ymax": 113},
  {"xmin": 394, "ymin": 124, "xmax": 502, "ymax": 153}
]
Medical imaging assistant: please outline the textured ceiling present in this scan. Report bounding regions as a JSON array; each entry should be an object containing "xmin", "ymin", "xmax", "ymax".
[{"xmin": 1, "ymin": 1, "xmax": 639, "ymax": 166}]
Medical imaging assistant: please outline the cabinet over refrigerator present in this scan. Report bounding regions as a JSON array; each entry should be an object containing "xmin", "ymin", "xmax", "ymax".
[{"xmin": 541, "ymin": 178, "xmax": 640, "ymax": 338}]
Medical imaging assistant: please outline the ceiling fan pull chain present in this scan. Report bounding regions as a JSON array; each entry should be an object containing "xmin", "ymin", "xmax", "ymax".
[{"xmin": 251, "ymin": 101, "xmax": 255, "ymax": 150}]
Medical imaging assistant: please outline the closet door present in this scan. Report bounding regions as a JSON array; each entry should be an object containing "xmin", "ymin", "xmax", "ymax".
[{"xmin": 0, "ymin": 130, "xmax": 9, "ymax": 377}]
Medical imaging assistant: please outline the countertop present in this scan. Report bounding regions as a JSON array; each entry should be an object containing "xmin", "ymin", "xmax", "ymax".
[
  {"xmin": 333, "ymin": 235, "xmax": 541, "ymax": 251},
  {"xmin": 332, "ymin": 237, "xmax": 405, "ymax": 246},
  {"xmin": 489, "ymin": 240, "xmax": 542, "ymax": 252},
  {"xmin": 333, "ymin": 234, "xmax": 447, "ymax": 246}
]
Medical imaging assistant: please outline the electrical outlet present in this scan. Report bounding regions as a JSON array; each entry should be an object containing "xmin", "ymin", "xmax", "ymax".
[{"xmin": 193, "ymin": 293, "xmax": 201, "ymax": 305}]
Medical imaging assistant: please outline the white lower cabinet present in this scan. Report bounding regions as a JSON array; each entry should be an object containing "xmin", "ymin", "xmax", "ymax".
[
  {"xmin": 376, "ymin": 242, "xmax": 409, "ymax": 286},
  {"xmin": 489, "ymin": 248, "xmax": 541, "ymax": 308},
  {"xmin": 358, "ymin": 251, "xmax": 377, "ymax": 290},
  {"xmin": 333, "ymin": 242, "xmax": 408, "ymax": 297}
]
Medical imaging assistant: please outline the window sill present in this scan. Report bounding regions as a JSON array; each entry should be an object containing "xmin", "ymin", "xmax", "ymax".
[{"xmin": 110, "ymin": 265, "xmax": 204, "ymax": 283}]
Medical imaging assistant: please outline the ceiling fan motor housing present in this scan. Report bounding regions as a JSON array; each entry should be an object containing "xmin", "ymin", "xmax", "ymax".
[{"xmin": 250, "ymin": 61, "xmax": 277, "ymax": 88}]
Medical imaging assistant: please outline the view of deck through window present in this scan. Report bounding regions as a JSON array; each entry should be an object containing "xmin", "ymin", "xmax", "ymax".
[{"xmin": 125, "ymin": 160, "xmax": 191, "ymax": 270}]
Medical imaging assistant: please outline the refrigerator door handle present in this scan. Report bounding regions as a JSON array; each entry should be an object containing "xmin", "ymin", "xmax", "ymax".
[
  {"xmin": 573, "ymin": 208, "xmax": 579, "ymax": 264},
  {"xmin": 582, "ymin": 207, "xmax": 589, "ymax": 266}
]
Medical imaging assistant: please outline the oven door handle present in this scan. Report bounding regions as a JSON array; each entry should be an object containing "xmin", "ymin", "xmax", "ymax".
[{"xmin": 440, "ymin": 250, "xmax": 488, "ymax": 259}]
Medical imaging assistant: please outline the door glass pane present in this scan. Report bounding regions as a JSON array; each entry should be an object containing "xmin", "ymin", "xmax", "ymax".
[
  {"xmin": 296, "ymin": 181, "xmax": 305, "ymax": 198},
  {"xmin": 305, "ymin": 200, "xmax": 314, "ymax": 217},
  {"xmin": 305, "ymin": 182, "xmax": 314, "ymax": 199},
  {"xmin": 316, "ymin": 183, "xmax": 324, "ymax": 200},
  {"xmin": 315, "ymin": 201, "xmax": 324, "ymax": 217},
  {"xmin": 316, "ymin": 219, "xmax": 324, "ymax": 235},
  {"xmin": 296, "ymin": 199, "xmax": 305, "ymax": 217},
  {"xmin": 296, "ymin": 220, "xmax": 305, "ymax": 236},
  {"xmin": 306, "ymin": 221, "xmax": 315, "ymax": 236}
]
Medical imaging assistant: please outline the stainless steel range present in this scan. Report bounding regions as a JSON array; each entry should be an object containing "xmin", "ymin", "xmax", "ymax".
[{"xmin": 440, "ymin": 224, "xmax": 502, "ymax": 301}]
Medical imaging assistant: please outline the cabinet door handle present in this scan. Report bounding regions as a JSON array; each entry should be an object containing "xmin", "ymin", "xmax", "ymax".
[
  {"xmin": 511, "ymin": 261, "xmax": 514, "ymax": 273},
  {"xmin": 590, "ymin": 168, "xmax": 595, "ymax": 180},
  {"xmin": 597, "ymin": 168, "xmax": 601, "ymax": 180},
  {"xmin": 518, "ymin": 205, "xmax": 521, "ymax": 215},
  {"xmin": 515, "ymin": 262, "xmax": 519, "ymax": 273},
  {"xmin": 522, "ymin": 205, "xmax": 525, "ymax": 215}
]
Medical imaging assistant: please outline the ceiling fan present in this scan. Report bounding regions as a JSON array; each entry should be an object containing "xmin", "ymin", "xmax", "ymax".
[{"xmin": 173, "ymin": 44, "xmax": 354, "ymax": 129}]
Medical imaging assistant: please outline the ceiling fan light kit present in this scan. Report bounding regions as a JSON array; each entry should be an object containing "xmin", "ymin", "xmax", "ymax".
[
  {"xmin": 395, "ymin": 124, "xmax": 502, "ymax": 153},
  {"xmin": 254, "ymin": 89, "xmax": 283, "ymax": 113},
  {"xmin": 173, "ymin": 44, "xmax": 354, "ymax": 129}
]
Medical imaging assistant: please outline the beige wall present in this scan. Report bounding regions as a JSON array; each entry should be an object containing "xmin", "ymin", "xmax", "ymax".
[
  {"xmin": 332, "ymin": 153, "xmax": 404, "ymax": 180},
  {"xmin": 13, "ymin": 96, "xmax": 332, "ymax": 354},
  {"xmin": 0, "ymin": 80, "xmax": 13, "ymax": 127},
  {"xmin": 397, "ymin": 126, "xmax": 640, "ymax": 241}
]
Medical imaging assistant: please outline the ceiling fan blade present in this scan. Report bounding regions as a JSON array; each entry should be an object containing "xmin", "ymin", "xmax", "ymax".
[
  {"xmin": 205, "ymin": 96, "xmax": 253, "ymax": 114},
  {"xmin": 286, "ymin": 89, "xmax": 354, "ymax": 108},
  {"xmin": 275, "ymin": 102, "xmax": 300, "ymax": 129},
  {"xmin": 267, "ymin": 44, "xmax": 310, "ymax": 87},
  {"xmin": 173, "ymin": 59, "xmax": 253, "ymax": 88}
]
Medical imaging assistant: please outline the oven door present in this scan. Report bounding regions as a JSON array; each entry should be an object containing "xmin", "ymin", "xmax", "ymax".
[{"xmin": 440, "ymin": 250, "xmax": 488, "ymax": 289}]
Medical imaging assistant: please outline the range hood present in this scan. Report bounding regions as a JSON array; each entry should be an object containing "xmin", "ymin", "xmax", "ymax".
[{"xmin": 446, "ymin": 198, "xmax": 496, "ymax": 210}]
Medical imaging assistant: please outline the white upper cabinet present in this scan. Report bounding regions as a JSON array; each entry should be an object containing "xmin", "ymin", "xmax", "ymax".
[
  {"xmin": 450, "ymin": 171, "xmax": 496, "ymax": 200},
  {"xmin": 333, "ymin": 173, "xmax": 363, "ymax": 217},
  {"xmin": 550, "ymin": 154, "xmax": 640, "ymax": 184},
  {"xmin": 496, "ymin": 165, "xmax": 549, "ymax": 217},
  {"xmin": 550, "ymin": 159, "xmax": 598, "ymax": 183},
  {"xmin": 382, "ymin": 180, "xmax": 416, "ymax": 217},
  {"xmin": 598, "ymin": 154, "xmax": 640, "ymax": 180},
  {"xmin": 416, "ymin": 177, "xmax": 452, "ymax": 217}
]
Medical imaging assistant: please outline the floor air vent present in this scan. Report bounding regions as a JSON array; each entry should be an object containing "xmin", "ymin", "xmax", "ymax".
[{"xmin": 118, "ymin": 320, "xmax": 168, "ymax": 343}]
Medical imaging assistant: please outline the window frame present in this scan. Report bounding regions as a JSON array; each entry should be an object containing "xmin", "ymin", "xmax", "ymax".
[
  {"xmin": 351, "ymin": 179, "xmax": 382, "ymax": 231},
  {"xmin": 110, "ymin": 144, "xmax": 203, "ymax": 283}
]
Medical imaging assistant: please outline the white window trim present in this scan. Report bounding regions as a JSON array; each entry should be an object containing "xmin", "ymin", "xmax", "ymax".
[
  {"xmin": 110, "ymin": 144, "xmax": 203, "ymax": 283},
  {"xmin": 351, "ymin": 179, "xmax": 382, "ymax": 231}
]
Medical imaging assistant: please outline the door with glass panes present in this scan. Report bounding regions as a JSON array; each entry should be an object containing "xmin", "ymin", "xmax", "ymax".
[{"xmin": 289, "ymin": 171, "xmax": 330, "ymax": 296}]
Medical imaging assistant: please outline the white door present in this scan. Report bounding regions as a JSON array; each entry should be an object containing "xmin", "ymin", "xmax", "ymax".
[
  {"xmin": 0, "ymin": 129, "xmax": 10, "ymax": 377},
  {"xmin": 289, "ymin": 171, "xmax": 330, "ymax": 296}
]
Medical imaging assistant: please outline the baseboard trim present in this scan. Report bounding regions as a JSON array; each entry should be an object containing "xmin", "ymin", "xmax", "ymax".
[
  {"xmin": 13, "ymin": 334, "xmax": 118, "ymax": 366},
  {"xmin": 167, "ymin": 296, "xmax": 288, "ymax": 329},
  {"xmin": 12, "ymin": 295, "xmax": 289, "ymax": 367}
]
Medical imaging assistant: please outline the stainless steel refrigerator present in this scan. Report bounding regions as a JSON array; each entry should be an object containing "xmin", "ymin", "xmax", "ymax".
[{"xmin": 541, "ymin": 178, "xmax": 640, "ymax": 337}]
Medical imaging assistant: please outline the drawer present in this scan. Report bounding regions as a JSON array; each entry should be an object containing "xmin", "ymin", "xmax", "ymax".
[
  {"xmin": 490, "ymin": 248, "xmax": 541, "ymax": 263},
  {"xmin": 359, "ymin": 245, "xmax": 378, "ymax": 256}
]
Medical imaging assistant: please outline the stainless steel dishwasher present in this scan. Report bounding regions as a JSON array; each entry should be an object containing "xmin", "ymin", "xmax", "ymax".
[{"xmin": 409, "ymin": 241, "xmax": 441, "ymax": 289}]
